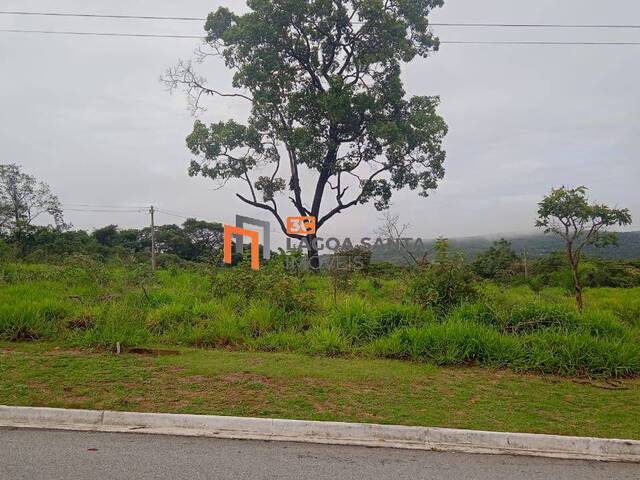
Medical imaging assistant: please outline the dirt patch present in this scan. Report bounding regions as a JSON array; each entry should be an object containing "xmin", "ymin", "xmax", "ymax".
[
  {"xmin": 126, "ymin": 347, "xmax": 181, "ymax": 356},
  {"xmin": 221, "ymin": 372, "xmax": 275, "ymax": 385},
  {"xmin": 42, "ymin": 348, "xmax": 88, "ymax": 357},
  {"xmin": 180, "ymin": 375, "xmax": 210, "ymax": 383}
]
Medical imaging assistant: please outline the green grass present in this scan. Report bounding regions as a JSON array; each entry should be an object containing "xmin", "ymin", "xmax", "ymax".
[
  {"xmin": 1, "ymin": 262, "xmax": 639, "ymax": 377},
  {"xmin": 1, "ymin": 341, "xmax": 639, "ymax": 440}
]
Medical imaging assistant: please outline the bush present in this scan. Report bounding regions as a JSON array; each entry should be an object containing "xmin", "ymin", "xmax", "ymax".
[
  {"xmin": 212, "ymin": 267, "xmax": 315, "ymax": 313},
  {"xmin": 409, "ymin": 240, "xmax": 477, "ymax": 312},
  {"xmin": 472, "ymin": 239, "xmax": 519, "ymax": 279},
  {"xmin": 268, "ymin": 276, "xmax": 316, "ymax": 313}
]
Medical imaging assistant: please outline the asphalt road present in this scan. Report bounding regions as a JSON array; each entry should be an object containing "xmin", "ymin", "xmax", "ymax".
[{"xmin": 1, "ymin": 428, "xmax": 638, "ymax": 479}]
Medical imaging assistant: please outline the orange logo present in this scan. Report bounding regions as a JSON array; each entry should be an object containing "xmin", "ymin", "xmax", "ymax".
[
  {"xmin": 287, "ymin": 216, "xmax": 316, "ymax": 235},
  {"xmin": 223, "ymin": 225, "xmax": 260, "ymax": 270}
]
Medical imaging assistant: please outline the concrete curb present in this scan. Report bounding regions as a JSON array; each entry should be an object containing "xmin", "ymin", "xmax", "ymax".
[{"xmin": 1, "ymin": 405, "xmax": 639, "ymax": 462}]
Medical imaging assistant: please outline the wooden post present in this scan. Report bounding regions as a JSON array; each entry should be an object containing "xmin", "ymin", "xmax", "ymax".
[{"xmin": 150, "ymin": 205, "xmax": 156, "ymax": 271}]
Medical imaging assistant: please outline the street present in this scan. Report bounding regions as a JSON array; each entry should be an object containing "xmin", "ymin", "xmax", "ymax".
[{"xmin": 0, "ymin": 428, "xmax": 637, "ymax": 479}]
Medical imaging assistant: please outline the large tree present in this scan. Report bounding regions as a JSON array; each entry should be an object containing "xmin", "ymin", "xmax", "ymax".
[
  {"xmin": 0, "ymin": 164, "xmax": 65, "ymax": 250},
  {"xmin": 536, "ymin": 186, "xmax": 632, "ymax": 311},
  {"xmin": 165, "ymin": 0, "xmax": 447, "ymax": 268},
  {"xmin": 181, "ymin": 218, "xmax": 224, "ymax": 260}
]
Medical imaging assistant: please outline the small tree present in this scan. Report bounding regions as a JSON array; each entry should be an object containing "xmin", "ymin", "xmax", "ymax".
[
  {"xmin": 0, "ymin": 164, "xmax": 65, "ymax": 252},
  {"xmin": 409, "ymin": 238, "xmax": 476, "ymax": 312},
  {"xmin": 375, "ymin": 211, "xmax": 428, "ymax": 267},
  {"xmin": 536, "ymin": 186, "xmax": 631, "ymax": 311},
  {"xmin": 472, "ymin": 238, "xmax": 518, "ymax": 279}
]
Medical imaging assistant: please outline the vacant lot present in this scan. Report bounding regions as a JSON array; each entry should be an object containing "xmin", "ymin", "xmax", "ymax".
[{"xmin": 1, "ymin": 262, "xmax": 639, "ymax": 378}]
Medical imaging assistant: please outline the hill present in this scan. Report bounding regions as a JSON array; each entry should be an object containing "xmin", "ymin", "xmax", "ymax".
[{"xmin": 371, "ymin": 231, "xmax": 640, "ymax": 264}]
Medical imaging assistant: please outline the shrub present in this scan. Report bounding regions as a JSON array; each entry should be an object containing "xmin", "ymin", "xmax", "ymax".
[
  {"xmin": 472, "ymin": 239, "xmax": 519, "ymax": 279},
  {"xmin": 409, "ymin": 241, "xmax": 477, "ymax": 312},
  {"xmin": 212, "ymin": 267, "xmax": 314, "ymax": 313},
  {"xmin": 268, "ymin": 276, "xmax": 316, "ymax": 313}
]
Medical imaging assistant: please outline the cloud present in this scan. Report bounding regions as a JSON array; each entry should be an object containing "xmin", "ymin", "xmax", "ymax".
[{"xmin": 1, "ymin": 0, "xmax": 637, "ymax": 239}]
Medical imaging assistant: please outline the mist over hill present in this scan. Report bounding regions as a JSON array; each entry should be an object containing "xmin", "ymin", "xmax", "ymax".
[{"xmin": 371, "ymin": 231, "xmax": 640, "ymax": 264}]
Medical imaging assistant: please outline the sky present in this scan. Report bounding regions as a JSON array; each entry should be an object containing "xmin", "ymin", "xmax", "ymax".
[{"xmin": 1, "ymin": 0, "xmax": 638, "ymax": 247}]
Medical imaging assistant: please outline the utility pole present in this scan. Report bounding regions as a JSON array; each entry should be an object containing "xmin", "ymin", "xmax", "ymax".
[{"xmin": 150, "ymin": 205, "xmax": 156, "ymax": 271}]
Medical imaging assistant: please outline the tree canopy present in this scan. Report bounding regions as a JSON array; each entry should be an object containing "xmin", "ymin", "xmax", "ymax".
[{"xmin": 0, "ymin": 164, "xmax": 65, "ymax": 245}]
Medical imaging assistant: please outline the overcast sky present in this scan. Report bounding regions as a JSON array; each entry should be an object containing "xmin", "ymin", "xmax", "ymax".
[{"xmin": 1, "ymin": 0, "xmax": 638, "ymax": 246}]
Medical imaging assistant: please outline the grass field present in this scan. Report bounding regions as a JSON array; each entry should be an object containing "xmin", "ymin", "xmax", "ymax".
[
  {"xmin": 1, "ymin": 261, "xmax": 639, "ymax": 378},
  {"xmin": 1, "ymin": 341, "xmax": 639, "ymax": 439}
]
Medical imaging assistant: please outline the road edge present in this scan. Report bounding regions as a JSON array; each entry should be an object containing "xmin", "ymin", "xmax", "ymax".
[{"xmin": 1, "ymin": 405, "xmax": 638, "ymax": 462}]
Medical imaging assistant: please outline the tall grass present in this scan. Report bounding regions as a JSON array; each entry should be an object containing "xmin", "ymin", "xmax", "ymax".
[{"xmin": 2, "ymin": 261, "xmax": 639, "ymax": 377}]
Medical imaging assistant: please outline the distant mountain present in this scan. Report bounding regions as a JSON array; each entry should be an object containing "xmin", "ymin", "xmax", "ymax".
[{"xmin": 371, "ymin": 231, "xmax": 640, "ymax": 264}]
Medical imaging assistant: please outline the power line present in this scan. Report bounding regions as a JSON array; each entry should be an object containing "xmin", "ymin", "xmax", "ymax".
[
  {"xmin": 156, "ymin": 207, "xmax": 198, "ymax": 217},
  {"xmin": 0, "ymin": 11, "xmax": 205, "ymax": 21},
  {"xmin": 154, "ymin": 209, "xmax": 191, "ymax": 220},
  {"xmin": 64, "ymin": 203, "xmax": 148, "ymax": 209},
  {"xmin": 2, "ymin": 11, "xmax": 640, "ymax": 29},
  {"xmin": 3, "ymin": 28, "xmax": 640, "ymax": 45},
  {"xmin": 64, "ymin": 207, "xmax": 144, "ymax": 213},
  {"xmin": 0, "ymin": 29, "xmax": 201, "ymax": 39},
  {"xmin": 429, "ymin": 22, "xmax": 640, "ymax": 29},
  {"xmin": 442, "ymin": 40, "xmax": 640, "ymax": 46}
]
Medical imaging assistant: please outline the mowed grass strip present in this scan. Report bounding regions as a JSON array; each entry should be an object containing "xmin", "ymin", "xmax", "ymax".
[{"xmin": 1, "ymin": 342, "xmax": 639, "ymax": 440}]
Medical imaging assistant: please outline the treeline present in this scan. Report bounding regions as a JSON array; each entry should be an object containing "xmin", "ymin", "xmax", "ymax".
[
  {"xmin": 2, "ymin": 225, "xmax": 639, "ymax": 290},
  {"xmin": 0, "ymin": 219, "xmax": 223, "ymax": 264},
  {"xmin": 371, "ymin": 231, "xmax": 640, "ymax": 263},
  {"xmin": 467, "ymin": 239, "xmax": 640, "ymax": 289}
]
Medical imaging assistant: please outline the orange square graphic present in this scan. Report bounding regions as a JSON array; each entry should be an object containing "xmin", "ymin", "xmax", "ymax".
[{"xmin": 287, "ymin": 216, "xmax": 316, "ymax": 235}]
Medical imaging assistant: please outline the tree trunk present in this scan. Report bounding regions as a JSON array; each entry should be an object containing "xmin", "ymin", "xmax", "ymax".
[
  {"xmin": 570, "ymin": 261, "xmax": 584, "ymax": 312},
  {"xmin": 307, "ymin": 233, "xmax": 320, "ymax": 272}
]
